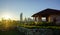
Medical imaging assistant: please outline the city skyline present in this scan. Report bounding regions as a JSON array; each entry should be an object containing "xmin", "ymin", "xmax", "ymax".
[{"xmin": 0, "ymin": 0, "xmax": 60, "ymax": 20}]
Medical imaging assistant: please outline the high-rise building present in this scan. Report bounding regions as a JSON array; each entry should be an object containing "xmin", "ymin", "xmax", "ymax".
[{"xmin": 20, "ymin": 13, "xmax": 23, "ymax": 21}]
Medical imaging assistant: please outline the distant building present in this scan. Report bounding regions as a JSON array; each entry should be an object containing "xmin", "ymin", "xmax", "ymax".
[
  {"xmin": 24, "ymin": 17, "xmax": 33, "ymax": 22},
  {"xmin": 32, "ymin": 8, "xmax": 60, "ymax": 25},
  {"xmin": 24, "ymin": 17, "xmax": 27, "ymax": 22},
  {"xmin": 20, "ymin": 13, "xmax": 23, "ymax": 21},
  {"xmin": 27, "ymin": 18, "xmax": 33, "ymax": 21}
]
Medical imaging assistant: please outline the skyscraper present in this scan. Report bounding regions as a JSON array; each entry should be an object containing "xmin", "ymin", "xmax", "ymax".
[{"xmin": 20, "ymin": 13, "xmax": 23, "ymax": 21}]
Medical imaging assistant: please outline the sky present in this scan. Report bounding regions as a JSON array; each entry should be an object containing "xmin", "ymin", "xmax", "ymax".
[{"xmin": 0, "ymin": 0, "xmax": 60, "ymax": 20}]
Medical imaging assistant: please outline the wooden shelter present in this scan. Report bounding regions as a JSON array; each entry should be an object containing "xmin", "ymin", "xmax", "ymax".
[{"xmin": 32, "ymin": 8, "xmax": 60, "ymax": 24}]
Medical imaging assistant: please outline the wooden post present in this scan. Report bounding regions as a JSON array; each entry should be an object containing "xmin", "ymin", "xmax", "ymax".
[
  {"xmin": 35, "ymin": 17, "xmax": 37, "ymax": 21},
  {"xmin": 38, "ymin": 16, "xmax": 42, "ymax": 22},
  {"xmin": 48, "ymin": 16, "xmax": 51, "ymax": 22},
  {"xmin": 46, "ymin": 16, "xmax": 48, "ymax": 22}
]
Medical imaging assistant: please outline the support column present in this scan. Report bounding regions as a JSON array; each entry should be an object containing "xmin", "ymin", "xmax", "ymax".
[
  {"xmin": 34, "ymin": 17, "xmax": 37, "ymax": 21},
  {"xmin": 46, "ymin": 16, "xmax": 48, "ymax": 22},
  {"xmin": 48, "ymin": 16, "xmax": 51, "ymax": 22},
  {"xmin": 38, "ymin": 16, "xmax": 42, "ymax": 22}
]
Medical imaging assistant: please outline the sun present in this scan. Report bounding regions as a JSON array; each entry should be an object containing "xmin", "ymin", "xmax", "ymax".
[
  {"xmin": 3, "ymin": 15, "xmax": 11, "ymax": 20},
  {"xmin": 2, "ymin": 13, "xmax": 13, "ymax": 20},
  {"xmin": 1, "ymin": 12, "xmax": 18, "ymax": 20}
]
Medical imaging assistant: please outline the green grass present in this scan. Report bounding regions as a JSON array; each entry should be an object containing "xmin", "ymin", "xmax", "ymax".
[
  {"xmin": 19, "ymin": 24, "xmax": 60, "ymax": 29},
  {"xmin": 25, "ymin": 26, "xmax": 60, "ymax": 29},
  {"xmin": 0, "ymin": 28, "xmax": 25, "ymax": 35},
  {"xmin": 19, "ymin": 22, "xmax": 60, "ymax": 29}
]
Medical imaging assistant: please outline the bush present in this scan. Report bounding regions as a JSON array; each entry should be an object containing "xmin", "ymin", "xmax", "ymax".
[{"xmin": 35, "ymin": 22, "xmax": 54, "ymax": 26}]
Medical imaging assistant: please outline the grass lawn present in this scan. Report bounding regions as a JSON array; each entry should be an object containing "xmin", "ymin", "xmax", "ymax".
[
  {"xmin": 0, "ymin": 28, "xmax": 25, "ymax": 35},
  {"xmin": 19, "ymin": 24, "xmax": 60, "ymax": 29}
]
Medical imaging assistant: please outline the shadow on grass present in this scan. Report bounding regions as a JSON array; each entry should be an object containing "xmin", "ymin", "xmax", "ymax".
[{"xmin": 0, "ymin": 28, "xmax": 25, "ymax": 35}]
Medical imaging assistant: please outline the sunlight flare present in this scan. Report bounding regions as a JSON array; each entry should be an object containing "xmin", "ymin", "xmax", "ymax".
[
  {"xmin": 1, "ymin": 12, "xmax": 13, "ymax": 20},
  {"xmin": 3, "ymin": 15, "xmax": 11, "ymax": 20}
]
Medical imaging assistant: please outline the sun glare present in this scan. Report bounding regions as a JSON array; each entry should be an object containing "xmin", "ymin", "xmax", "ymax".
[
  {"xmin": 1, "ymin": 12, "xmax": 18, "ymax": 20},
  {"xmin": 3, "ymin": 15, "xmax": 11, "ymax": 20},
  {"xmin": 2, "ymin": 13, "xmax": 13, "ymax": 20}
]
